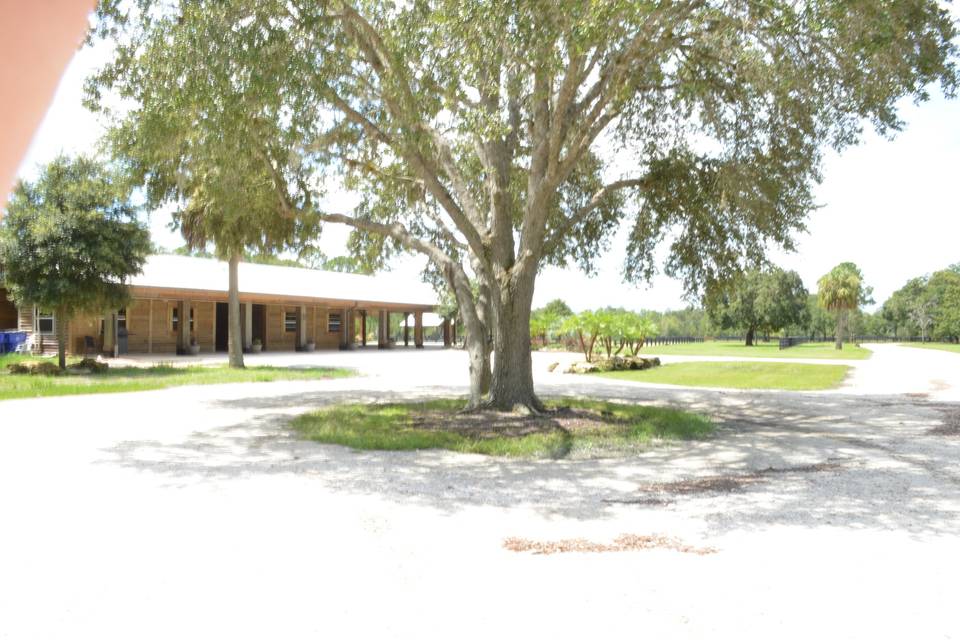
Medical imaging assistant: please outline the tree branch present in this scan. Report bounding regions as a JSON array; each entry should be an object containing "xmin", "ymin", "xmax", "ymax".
[
  {"xmin": 335, "ymin": 3, "xmax": 490, "ymax": 268},
  {"xmin": 541, "ymin": 177, "xmax": 649, "ymax": 255}
]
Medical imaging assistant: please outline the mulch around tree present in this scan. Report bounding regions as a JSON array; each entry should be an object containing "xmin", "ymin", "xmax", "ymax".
[{"xmin": 409, "ymin": 405, "xmax": 626, "ymax": 439}]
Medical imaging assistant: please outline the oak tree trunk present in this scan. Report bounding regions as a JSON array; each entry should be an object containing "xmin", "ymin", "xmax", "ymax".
[
  {"xmin": 464, "ymin": 331, "xmax": 491, "ymax": 408},
  {"xmin": 446, "ymin": 268, "xmax": 491, "ymax": 409},
  {"xmin": 745, "ymin": 326, "xmax": 755, "ymax": 347},
  {"xmin": 56, "ymin": 308, "xmax": 67, "ymax": 370},
  {"xmin": 488, "ymin": 270, "xmax": 541, "ymax": 412},
  {"xmin": 228, "ymin": 252, "xmax": 245, "ymax": 368}
]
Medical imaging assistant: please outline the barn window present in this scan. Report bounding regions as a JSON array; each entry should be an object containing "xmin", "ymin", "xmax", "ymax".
[
  {"xmin": 35, "ymin": 308, "xmax": 54, "ymax": 334},
  {"xmin": 172, "ymin": 307, "xmax": 194, "ymax": 332},
  {"xmin": 328, "ymin": 312, "xmax": 342, "ymax": 333},
  {"xmin": 284, "ymin": 311, "xmax": 298, "ymax": 333}
]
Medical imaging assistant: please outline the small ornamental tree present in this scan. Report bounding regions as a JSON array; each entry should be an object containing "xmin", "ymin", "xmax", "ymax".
[
  {"xmin": 530, "ymin": 299, "xmax": 574, "ymax": 347},
  {"xmin": 0, "ymin": 155, "xmax": 151, "ymax": 368},
  {"xmin": 529, "ymin": 310, "xmax": 556, "ymax": 347},
  {"xmin": 562, "ymin": 310, "xmax": 603, "ymax": 363},
  {"xmin": 818, "ymin": 263, "xmax": 872, "ymax": 350},
  {"xmin": 623, "ymin": 314, "xmax": 658, "ymax": 356},
  {"xmin": 596, "ymin": 308, "xmax": 626, "ymax": 358}
]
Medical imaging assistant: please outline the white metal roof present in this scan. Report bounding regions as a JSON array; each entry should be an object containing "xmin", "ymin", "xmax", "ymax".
[{"xmin": 130, "ymin": 254, "xmax": 438, "ymax": 307}]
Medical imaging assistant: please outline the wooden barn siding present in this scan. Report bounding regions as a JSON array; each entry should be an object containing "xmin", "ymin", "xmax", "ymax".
[
  {"xmin": 266, "ymin": 304, "xmax": 297, "ymax": 351},
  {"xmin": 194, "ymin": 301, "xmax": 215, "ymax": 352},
  {"xmin": 18, "ymin": 305, "xmax": 33, "ymax": 332},
  {"xmin": 1, "ymin": 297, "xmax": 396, "ymax": 355},
  {"xmin": 314, "ymin": 306, "xmax": 344, "ymax": 349},
  {"xmin": 308, "ymin": 306, "xmax": 317, "ymax": 344},
  {"xmin": 127, "ymin": 301, "xmax": 151, "ymax": 353},
  {"xmin": 68, "ymin": 314, "xmax": 100, "ymax": 354},
  {"xmin": 123, "ymin": 299, "xmax": 178, "ymax": 354},
  {"xmin": 152, "ymin": 301, "xmax": 177, "ymax": 353}
]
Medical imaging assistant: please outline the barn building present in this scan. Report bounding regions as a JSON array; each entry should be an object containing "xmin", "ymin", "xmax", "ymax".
[{"xmin": 0, "ymin": 254, "xmax": 445, "ymax": 356}]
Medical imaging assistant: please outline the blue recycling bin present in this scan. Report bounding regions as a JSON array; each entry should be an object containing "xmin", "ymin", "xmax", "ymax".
[
  {"xmin": 3, "ymin": 331, "xmax": 27, "ymax": 354},
  {"xmin": 0, "ymin": 333, "xmax": 8, "ymax": 354}
]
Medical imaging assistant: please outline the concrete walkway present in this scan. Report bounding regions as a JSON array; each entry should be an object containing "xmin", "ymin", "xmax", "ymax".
[{"xmin": 0, "ymin": 346, "xmax": 958, "ymax": 638}]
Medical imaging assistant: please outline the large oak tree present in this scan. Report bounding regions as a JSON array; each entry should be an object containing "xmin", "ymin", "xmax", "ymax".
[
  {"xmin": 707, "ymin": 267, "xmax": 808, "ymax": 346},
  {"xmin": 89, "ymin": 0, "xmax": 957, "ymax": 409}
]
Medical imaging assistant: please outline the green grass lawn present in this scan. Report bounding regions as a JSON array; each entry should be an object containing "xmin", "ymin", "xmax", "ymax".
[
  {"xmin": 595, "ymin": 361, "xmax": 851, "ymax": 390},
  {"xmin": 0, "ymin": 354, "xmax": 353, "ymax": 400},
  {"xmin": 292, "ymin": 398, "xmax": 713, "ymax": 459},
  {"xmin": 899, "ymin": 342, "xmax": 960, "ymax": 354},
  {"xmin": 636, "ymin": 340, "xmax": 871, "ymax": 360}
]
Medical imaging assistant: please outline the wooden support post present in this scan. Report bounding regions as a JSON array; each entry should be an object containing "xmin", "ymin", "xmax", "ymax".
[
  {"xmin": 377, "ymin": 310, "xmax": 388, "ymax": 349},
  {"xmin": 178, "ymin": 300, "xmax": 190, "ymax": 354},
  {"xmin": 442, "ymin": 317, "xmax": 451, "ymax": 348},
  {"xmin": 414, "ymin": 311, "xmax": 424, "ymax": 348},
  {"xmin": 361, "ymin": 311, "xmax": 367, "ymax": 346},
  {"xmin": 404, "ymin": 313, "xmax": 410, "ymax": 347},
  {"xmin": 243, "ymin": 303, "xmax": 253, "ymax": 351},
  {"xmin": 339, "ymin": 307, "xmax": 355, "ymax": 350},
  {"xmin": 147, "ymin": 300, "xmax": 154, "ymax": 354},
  {"xmin": 103, "ymin": 311, "xmax": 115, "ymax": 357},
  {"xmin": 345, "ymin": 308, "xmax": 354, "ymax": 348},
  {"xmin": 298, "ymin": 305, "xmax": 307, "ymax": 350}
]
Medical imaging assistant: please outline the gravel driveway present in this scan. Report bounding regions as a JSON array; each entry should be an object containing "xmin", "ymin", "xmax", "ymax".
[{"xmin": 0, "ymin": 345, "xmax": 958, "ymax": 638}]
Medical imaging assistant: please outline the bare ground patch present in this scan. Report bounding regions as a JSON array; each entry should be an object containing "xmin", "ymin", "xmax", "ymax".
[
  {"xmin": 928, "ymin": 405, "xmax": 960, "ymax": 436},
  {"xmin": 503, "ymin": 533, "xmax": 717, "ymax": 556},
  {"xmin": 605, "ymin": 460, "xmax": 848, "ymax": 505}
]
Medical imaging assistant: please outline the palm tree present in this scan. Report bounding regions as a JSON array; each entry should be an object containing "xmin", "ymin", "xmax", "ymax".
[{"xmin": 817, "ymin": 262, "xmax": 869, "ymax": 350}]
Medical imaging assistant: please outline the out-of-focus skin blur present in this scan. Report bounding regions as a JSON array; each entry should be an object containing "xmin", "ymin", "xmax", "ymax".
[{"xmin": 0, "ymin": 0, "xmax": 96, "ymax": 213}]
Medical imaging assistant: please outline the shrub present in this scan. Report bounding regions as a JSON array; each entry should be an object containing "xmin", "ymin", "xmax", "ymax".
[
  {"xmin": 69, "ymin": 358, "xmax": 110, "ymax": 373},
  {"xmin": 6, "ymin": 363, "xmax": 30, "ymax": 375},
  {"xmin": 30, "ymin": 361, "xmax": 64, "ymax": 376}
]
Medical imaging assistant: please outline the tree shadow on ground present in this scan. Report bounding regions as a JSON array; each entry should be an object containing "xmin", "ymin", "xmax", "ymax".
[{"xmin": 100, "ymin": 382, "xmax": 960, "ymax": 536}]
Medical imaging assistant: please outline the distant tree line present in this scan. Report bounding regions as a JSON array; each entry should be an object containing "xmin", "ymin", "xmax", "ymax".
[
  {"xmin": 529, "ymin": 261, "xmax": 960, "ymax": 354},
  {"xmin": 878, "ymin": 265, "xmax": 960, "ymax": 342}
]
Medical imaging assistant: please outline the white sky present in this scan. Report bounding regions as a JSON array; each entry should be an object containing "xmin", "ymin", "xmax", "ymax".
[{"xmin": 13, "ymin": 35, "xmax": 960, "ymax": 313}]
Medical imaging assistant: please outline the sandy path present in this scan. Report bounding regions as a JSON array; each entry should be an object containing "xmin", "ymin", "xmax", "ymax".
[{"xmin": 0, "ymin": 348, "xmax": 958, "ymax": 638}]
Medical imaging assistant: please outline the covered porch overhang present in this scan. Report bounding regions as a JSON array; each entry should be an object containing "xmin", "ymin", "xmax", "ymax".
[{"xmin": 124, "ymin": 286, "xmax": 438, "ymax": 353}]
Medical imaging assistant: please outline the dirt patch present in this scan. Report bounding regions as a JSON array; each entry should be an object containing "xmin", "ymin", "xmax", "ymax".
[
  {"xmin": 928, "ymin": 405, "xmax": 960, "ymax": 436},
  {"xmin": 503, "ymin": 533, "xmax": 717, "ymax": 556},
  {"xmin": 606, "ymin": 461, "xmax": 847, "ymax": 504},
  {"xmin": 410, "ymin": 406, "xmax": 624, "ymax": 439}
]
